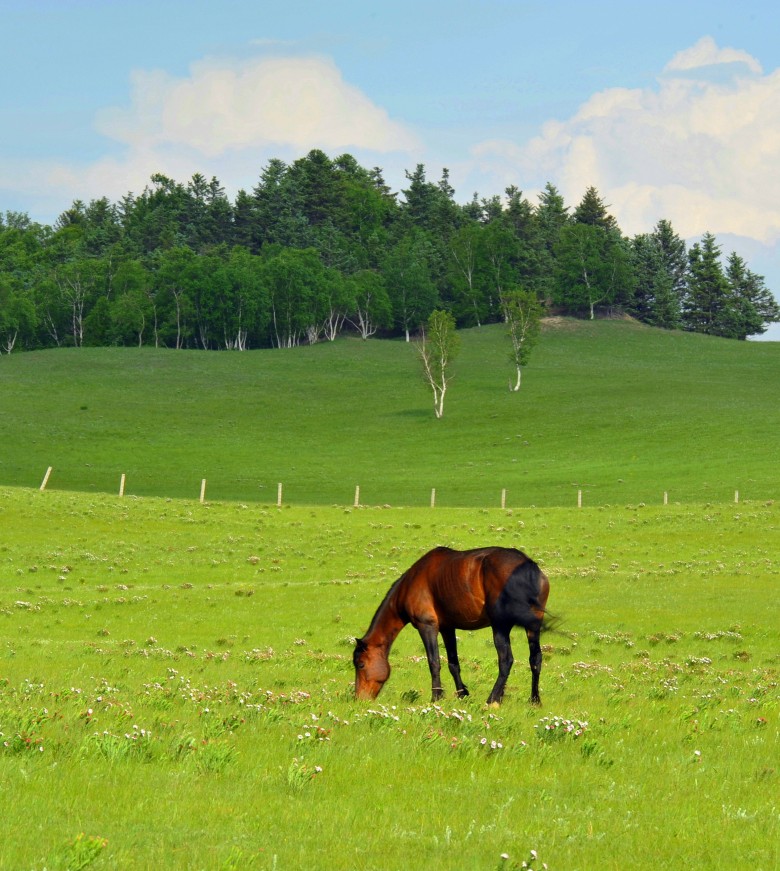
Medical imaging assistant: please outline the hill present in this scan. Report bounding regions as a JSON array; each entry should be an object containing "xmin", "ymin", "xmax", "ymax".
[{"xmin": 0, "ymin": 318, "xmax": 778, "ymax": 506}]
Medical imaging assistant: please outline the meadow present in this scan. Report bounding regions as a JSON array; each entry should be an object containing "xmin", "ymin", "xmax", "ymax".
[
  {"xmin": 0, "ymin": 487, "xmax": 777, "ymax": 870},
  {"xmin": 1, "ymin": 319, "xmax": 779, "ymax": 507},
  {"xmin": 0, "ymin": 320, "xmax": 778, "ymax": 869}
]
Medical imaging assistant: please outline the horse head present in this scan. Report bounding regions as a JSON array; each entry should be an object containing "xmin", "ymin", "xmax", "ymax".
[{"xmin": 353, "ymin": 637, "xmax": 390, "ymax": 700}]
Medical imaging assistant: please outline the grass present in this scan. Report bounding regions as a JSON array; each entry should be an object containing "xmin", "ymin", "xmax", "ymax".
[
  {"xmin": 1, "ymin": 319, "xmax": 779, "ymax": 506},
  {"xmin": 0, "ymin": 487, "xmax": 777, "ymax": 869}
]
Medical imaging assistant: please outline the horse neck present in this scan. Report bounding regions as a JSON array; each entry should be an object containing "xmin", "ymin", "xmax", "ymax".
[{"xmin": 363, "ymin": 586, "xmax": 405, "ymax": 654}]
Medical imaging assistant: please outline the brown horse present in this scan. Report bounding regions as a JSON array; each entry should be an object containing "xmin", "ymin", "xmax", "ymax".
[{"xmin": 353, "ymin": 546, "xmax": 550, "ymax": 706}]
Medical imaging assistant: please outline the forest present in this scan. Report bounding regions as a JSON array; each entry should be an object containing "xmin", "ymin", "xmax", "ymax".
[{"xmin": 1, "ymin": 148, "xmax": 778, "ymax": 353}]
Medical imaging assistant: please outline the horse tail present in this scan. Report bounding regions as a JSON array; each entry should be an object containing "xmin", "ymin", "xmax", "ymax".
[{"xmin": 497, "ymin": 557, "xmax": 556, "ymax": 632}]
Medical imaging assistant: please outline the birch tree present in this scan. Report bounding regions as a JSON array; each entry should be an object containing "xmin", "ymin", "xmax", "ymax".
[
  {"xmin": 502, "ymin": 289, "xmax": 543, "ymax": 391},
  {"xmin": 416, "ymin": 309, "xmax": 459, "ymax": 419}
]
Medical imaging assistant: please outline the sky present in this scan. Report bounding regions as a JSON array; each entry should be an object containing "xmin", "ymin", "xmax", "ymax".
[{"xmin": 3, "ymin": 0, "xmax": 780, "ymax": 337}]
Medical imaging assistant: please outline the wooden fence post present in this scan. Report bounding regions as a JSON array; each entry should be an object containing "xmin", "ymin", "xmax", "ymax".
[
  {"xmin": 39, "ymin": 467, "xmax": 53, "ymax": 491},
  {"xmin": 501, "ymin": 488, "xmax": 506, "ymax": 509},
  {"xmin": 200, "ymin": 479, "xmax": 207, "ymax": 504},
  {"xmin": 430, "ymin": 488, "xmax": 436, "ymax": 509},
  {"xmin": 577, "ymin": 489, "xmax": 582, "ymax": 508},
  {"xmin": 119, "ymin": 473, "xmax": 126, "ymax": 497},
  {"xmin": 735, "ymin": 490, "xmax": 739, "ymax": 504},
  {"xmin": 277, "ymin": 482, "xmax": 283, "ymax": 507},
  {"xmin": 354, "ymin": 485, "xmax": 360, "ymax": 508},
  {"xmin": 663, "ymin": 491, "xmax": 668, "ymax": 506}
]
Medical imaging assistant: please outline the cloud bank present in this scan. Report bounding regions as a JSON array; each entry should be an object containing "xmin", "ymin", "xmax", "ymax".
[
  {"xmin": 472, "ymin": 37, "xmax": 780, "ymax": 244},
  {"xmin": 0, "ymin": 54, "xmax": 419, "ymax": 210}
]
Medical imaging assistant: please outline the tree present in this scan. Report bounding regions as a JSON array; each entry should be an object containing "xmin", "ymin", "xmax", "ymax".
[
  {"xmin": 502, "ymin": 290, "xmax": 543, "ymax": 391},
  {"xmin": 52, "ymin": 257, "xmax": 107, "ymax": 346},
  {"xmin": 448, "ymin": 222, "xmax": 485, "ymax": 326},
  {"xmin": 346, "ymin": 270, "xmax": 392, "ymax": 339},
  {"xmin": 154, "ymin": 246, "xmax": 199, "ymax": 349},
  {"xmin": 416, "ymin": 309, "xmax": 460, "ymax": 419},
  {"xmin": 534, "ymin": 183, "xmax": 569, "ymax": 300},
  {"xmin": 0, "ymin": 276, "xmax": 36, "ymax": 353},
  {"xmin": 724, "ymin": 253, "xmax": 780, "ymax": 340},
  {"xmin": 554, "ymin": 224, "xmax": 634, "ymax": 319},
  {"xmin": 651, "ymin": 219, "xmax": 688, "ymax": 305},
  {"xmin": 216, "ymin": 247, "xmax": 270, "ymax": 350},
  {"xmin": 572, "ymin": 186, "xmax": 618, "ymax": 231},
  {"xmin": 682, "ymin": 233, "xmax": 731, "ymax": 336},
  {"xmin": 384, "ymin": 232, "xmax": 438, "ymax": 341},
  {"xmin": 261, "ymin": 247, "xmax": 325, "ymax": 348},
  {"xmin": 630, "ymin": 234, "xmax": 681, "ymax": 328},
  {"xmin": 110, "ymin": 259, "xmax": 154, "ymax": 347}
]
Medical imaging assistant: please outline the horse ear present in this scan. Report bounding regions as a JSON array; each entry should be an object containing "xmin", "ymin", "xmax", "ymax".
[{"xmin": 354, "ymin": 638, "xmax": 367, "ymax": 653}]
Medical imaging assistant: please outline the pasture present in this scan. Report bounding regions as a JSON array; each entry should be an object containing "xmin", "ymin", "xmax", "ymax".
[
  {"xmin": 2, "ymin": 319, "xmax": 780, "ymax": 507},
  {"xmin": 0, "ymin": 486, "xmax": 777, "ymax": 869}
]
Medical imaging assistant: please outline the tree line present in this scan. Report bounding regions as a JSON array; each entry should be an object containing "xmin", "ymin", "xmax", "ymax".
[{"xmin": 1, "ymin": 149, "xmax": 778, "ymax": 354}]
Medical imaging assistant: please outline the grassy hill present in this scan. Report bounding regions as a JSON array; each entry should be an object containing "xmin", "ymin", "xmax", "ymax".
[{"xmin": 1, "ymin": 318, "xmax": 778, "ymax": 506}]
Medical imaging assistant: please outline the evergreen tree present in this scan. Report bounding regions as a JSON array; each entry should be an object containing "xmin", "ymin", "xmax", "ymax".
[
  {"xmin": 651, "ymin": 219, "xmax": 688, "ymax": 309},
  {"xmin": 572, "ymin": 186, "xmax": 618, "ymax": 231},
  {"xmin": 682, "ymin": 233, "xmax": 731, "ymax": 335},
  {"xmin": 630, "ymin": 234, "xmax": 681, "ymax": 328},
  {"xmin": 725, "ymin": 252, "xmax": 780, "ymax": 339},
  {"xmin": 535, "ymin": 183, "xmax": 569, "ymax": 300}
]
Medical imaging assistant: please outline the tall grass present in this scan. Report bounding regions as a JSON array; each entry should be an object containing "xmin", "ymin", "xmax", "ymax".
[
  {"xmin": 1, "ymin": 319, "xmax": 779, "ymax": 506},
  {"xmin": 0, "ymin": 487, "xmax": 777, "ymax": 869}
]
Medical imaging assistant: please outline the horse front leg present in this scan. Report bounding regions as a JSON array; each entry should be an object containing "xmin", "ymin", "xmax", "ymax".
[
  {"xmin": 440, "ymin": 626, "xmax": 469, "ymax": 698},
  {"xmin": 487, "ymin": 626, "xmax": 514, "ymax": 706},
  {"xmin": 416, "ymin": 624, "xmax": 444, "ymax": 701},
  {"xmin": 526, "ymin": 626, "xmax": 543, "ymax": 705}
]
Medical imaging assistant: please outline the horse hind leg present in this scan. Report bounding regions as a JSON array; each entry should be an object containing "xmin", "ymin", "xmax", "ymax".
[
  {"xmin": 440, "ymin": 626, "xmax": 469, "ymax": 698},
  {"xmin": 486, "ymin": 625, "xmax": 514, "ymax": 706},
  {"xmin": 526, "ymin": 626, "xmax": 543, "ymax": 705}
]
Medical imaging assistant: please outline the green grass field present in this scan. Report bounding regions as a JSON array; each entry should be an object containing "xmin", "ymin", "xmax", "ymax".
[
  {"xmin": 0, "ymin": 488, "xmax": 777, "ymax": 870},
  {"xmin": 1, "ymin": 319, "xmax": 779, "ymax": 506},
  {"xmin": 0, "ymin": 321, "xmax": 778, "ymax": 869}
]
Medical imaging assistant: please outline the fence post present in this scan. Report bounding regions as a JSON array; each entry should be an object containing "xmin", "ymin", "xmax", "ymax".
[
  {"xmin": 119, "ymin": 473, "xmax": 126, "ymax": 497},
  {"xmin": 577, "ymin": 489, "xmax": 582, "ymax": 508},
  {"xmin": 354, "ymin": 485, "xmax": 360, "ymax": 508},
  {"xmin": 663, "ymin": 491, "xmax": 668, "ymax": 506},
  {"xmin": 277, "ymin": 482, "xmax": 283, "ymax": 507},
  {"xmin": 735, "ymin": 490, "xmax": 739, "ymax": 504},
  {"xmin": 200, "ymin": 479, "xmax": 207, "ymax": 504},
  {"xmin": 501, "ymin": 488, "xmax": 506, "ymax": 510},
  {"xmin": 39, "ymin": 467, "xmax": 53, "ymax": 491},
  {"xmin": 430, "ymin": 488, "xmax": 436, "ymax": 509}
]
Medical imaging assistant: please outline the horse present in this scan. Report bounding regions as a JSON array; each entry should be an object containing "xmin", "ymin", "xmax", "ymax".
[{"xmin": 353, "ymin": 546, "xmax": 550, "ymax": 706}]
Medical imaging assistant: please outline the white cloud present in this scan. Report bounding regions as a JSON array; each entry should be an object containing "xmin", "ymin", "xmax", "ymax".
[
  {"xmin": 664, "ymin": 36, "xmax": 762, "ymax": 75},
  {"xmin": 95, "ymin": 55, "xmax": 419, "ymax": 157},
  {"xmin": 1, "ymin": 54, "xmax": 419, "ymax": 215},
  {"xmin": 470, "ymin": 38, "xmax": 780, "ymax": 245}
]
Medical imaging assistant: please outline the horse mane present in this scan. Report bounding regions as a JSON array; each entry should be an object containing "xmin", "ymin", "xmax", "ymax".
[{"xmin": 360, "ymin": 573, "xmax": 405, "ymax": 641}]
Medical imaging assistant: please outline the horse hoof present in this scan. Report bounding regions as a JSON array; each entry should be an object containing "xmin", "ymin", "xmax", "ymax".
[{"xmin": 487, "ymin": 701, "xmax": 501, "ymax": 709}]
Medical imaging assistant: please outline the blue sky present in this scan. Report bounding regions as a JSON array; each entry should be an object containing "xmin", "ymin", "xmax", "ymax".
[{"xmin": 3, "ymin": 0, "xmax": 780, "ymax": 336}]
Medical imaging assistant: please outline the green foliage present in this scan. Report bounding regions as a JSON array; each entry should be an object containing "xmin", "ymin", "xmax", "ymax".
[
  {"xmin": 553, "ymin": 223, "xmax": 635, "ymax": 318},
  {"xmin": 0, "ymin": 166, "xmax": 776, "ymax": 353}
]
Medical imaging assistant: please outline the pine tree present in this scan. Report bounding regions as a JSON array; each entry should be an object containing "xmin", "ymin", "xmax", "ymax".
[
  {"xmin": 682, "ymin": 233, "xmax": 731, "ymax": 335},
  {"xmin": 572, "ymin": 186, "xmax": 618, "ymax": 231},
  {"xmin": 725, "ymin": 252, "xmax": 780, "ymax": 339}
]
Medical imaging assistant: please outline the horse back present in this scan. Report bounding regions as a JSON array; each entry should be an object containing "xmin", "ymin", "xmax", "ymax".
[{"xmin": 396, "ymin": 546, "xmax": 545, "ymax": 631}]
